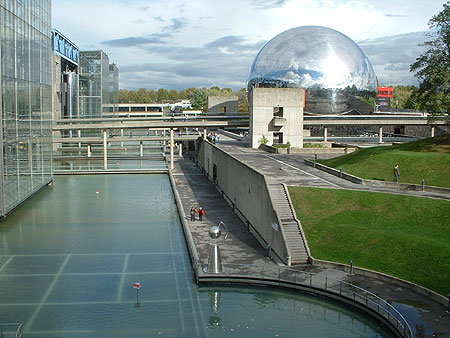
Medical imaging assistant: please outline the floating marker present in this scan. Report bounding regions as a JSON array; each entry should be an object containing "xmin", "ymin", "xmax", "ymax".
[
  {"xmin": 95, "ymin": 190, "xmax": 100, "ymax": 194},
  {"xmin": 133, "ymin": 282, "xmax": 141, "ymax": 302}
]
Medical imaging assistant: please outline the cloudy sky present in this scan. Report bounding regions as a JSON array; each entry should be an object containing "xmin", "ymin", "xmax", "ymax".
[{"xmin": 52, "ymin": 0, "xmax": 446, "ymax": 91}]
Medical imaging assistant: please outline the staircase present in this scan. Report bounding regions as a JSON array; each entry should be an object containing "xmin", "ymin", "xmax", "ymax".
[{"xmin": 268, "ymin": 184, "xmax": 310, "ymax": 265}]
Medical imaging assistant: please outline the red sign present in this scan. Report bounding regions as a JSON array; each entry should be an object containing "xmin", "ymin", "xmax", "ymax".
[
  {"xmin": 377, "ymin": 87, "xmax": 393, "ymax": 98},
  {"xmin": 133, "ymin": 282, "xmax": 141, "ymax": 290}
]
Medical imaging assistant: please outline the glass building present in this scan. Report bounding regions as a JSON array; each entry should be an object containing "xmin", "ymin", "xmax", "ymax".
[
  {"xmin": 78, "ymin": 50, "xmax": 111, "ymax": 117},
  {"xmin": 0, "ymin": 0, "xmax": 53, "ymax": 216},
  {"xmin": 108, "ymin": 63, "xmax": 119, "ymax": 114}
]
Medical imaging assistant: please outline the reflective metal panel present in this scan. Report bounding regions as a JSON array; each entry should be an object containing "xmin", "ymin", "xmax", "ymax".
[{"xmin": 248, "ymin": 26, "xmax": 377, "ymax": 114}]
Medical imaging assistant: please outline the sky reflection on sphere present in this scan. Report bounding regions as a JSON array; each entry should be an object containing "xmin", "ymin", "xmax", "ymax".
[{"xmin": 248, "ymin": 26, "xmax": 377, "ymax": 114}]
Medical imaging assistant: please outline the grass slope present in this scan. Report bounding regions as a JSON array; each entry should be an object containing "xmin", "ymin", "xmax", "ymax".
[
  {"xmin": 319, "ymin": 134, "xmax": 450, "ymax": 188},
  {"xmin": 288, "ymin": 186, "xmax": 450, "ymax": 296}
]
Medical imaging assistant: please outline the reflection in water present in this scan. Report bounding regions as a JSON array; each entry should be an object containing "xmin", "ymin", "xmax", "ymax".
[
  {"xmin": 0, "ymin": 175, "xmax": 394, "ymax": 337},
  {"xmin": 208, "ymin": 291, "xmax": 222, "ymax": 328},
  {"xmin": 201, "ymin": 286, "xmax": 394, "ymax": 337}
]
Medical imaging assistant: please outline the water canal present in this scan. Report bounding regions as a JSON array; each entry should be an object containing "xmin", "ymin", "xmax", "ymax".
[{"xmin": 0, "ymin": 174, "xmax": 394, "ymax": 337}]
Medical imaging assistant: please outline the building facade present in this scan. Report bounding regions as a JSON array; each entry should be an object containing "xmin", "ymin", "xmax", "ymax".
[
  {"xmin": 0, "ymin": 0, "xmax": 53, "ymax": 216},
  {"xmin": 78, "ymin": 50, "xmax": 114, "ymax": 117},
  {"xmin": 109, "ymin": 63, "xmax": 119, "ymax": 114},
  {"xmin": 248, "ymin": 87, "xmax": 304, "ymax": 148},
  {"xmin": 207, "ymin": 96, "xmax": 238, "ymax": 115}
]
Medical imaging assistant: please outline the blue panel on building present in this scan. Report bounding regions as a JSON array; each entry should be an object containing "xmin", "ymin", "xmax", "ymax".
[{"xmin": 52, "ymin": 29, "xmax": 79, "ymax": 65}]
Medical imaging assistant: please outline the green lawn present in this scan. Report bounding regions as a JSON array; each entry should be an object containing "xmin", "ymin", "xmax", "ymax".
[
  {"xmin": 288, "ymin": 186, "xmax": 450, "ymax": 296},
  {"xmin": 319, "ymin": 134, "xmax": 450, "ymax": 188}
]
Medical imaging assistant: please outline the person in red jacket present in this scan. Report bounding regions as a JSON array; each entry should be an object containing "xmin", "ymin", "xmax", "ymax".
[{"xmin": 198, "ymin": 206, "xmax": 205, "ymax": 221}]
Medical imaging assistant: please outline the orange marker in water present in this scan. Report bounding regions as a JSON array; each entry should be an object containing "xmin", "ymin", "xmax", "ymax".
[{"xmin": 95, "ymin": 190, "xmax": 100, "ymax": 194}]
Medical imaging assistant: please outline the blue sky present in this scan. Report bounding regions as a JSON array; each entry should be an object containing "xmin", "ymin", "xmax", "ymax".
[{"xmin": 52, "ymin": 0, "xmax": 446, "ymax": 90}]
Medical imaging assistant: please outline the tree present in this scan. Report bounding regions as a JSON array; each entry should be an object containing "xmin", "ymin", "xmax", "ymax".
[
  {"xmin": 410, "ymin": 1, "xmax": 450, "ymax": 122},
  {"xmin": 391, "ymin": 85, "xmax": 417, "ymax": 109},
  {"xmin": 137, "ymin": 88, "xmax": 150, "ymax": 103},
  {"xmin": 157, "ymin": 88, "xmax": 169, "ymax": 102},
  {"xmin": 168, "ymin": 89, "xmax": 179, "ymax": 101},
  {"xmin": 188, "ymin": 88, "xmax": 208, "ymax": 110},
  {"xmin": 119, "ymin": 89, "xmax": 130, "ymax": 103}
]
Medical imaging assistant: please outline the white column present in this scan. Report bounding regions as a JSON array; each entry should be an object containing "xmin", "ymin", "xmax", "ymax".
[
  {"xmin": 431, "ymin": 126, "xmax": 435, "ymax": 137},
  {"xmin": 103, "ymin": 130, "xmax": 107, "ymax": 169},
  {"xmin": 140, "ymin": 141, "xmax": 143, "ymax": 157},
  {"xmin": 179, "ymin": 143, "xmax": 182, "ymax": 157},
  {"xmin": 120, "ymin": 128, "xmax": 124, "ymax": 147},
  {"xmin": 203, "ymin": 129, "xmax": 207, "ymax": 140},
  {"xmin": 78, "ymin": 129, "xmax": 81, "ymax": 148},
  {"xmin": 170, "ymin": 128, "xmax": 174, "ymax": 170},
  {"xmin": 379, "ymin": 126, "xmax": 383, "ymax": 143},
  {"xmin": 87, "ymin": 144, "xmax": 91, "ymax": 158},
  {"xmin": 323, "ymin": 127, "xmax": 328, "ymax": 142}
]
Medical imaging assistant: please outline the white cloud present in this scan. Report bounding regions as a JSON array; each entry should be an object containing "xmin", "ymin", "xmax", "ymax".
[{"xmin": 52, "ymin": 0, "xmax": 446, "ymax": 89}]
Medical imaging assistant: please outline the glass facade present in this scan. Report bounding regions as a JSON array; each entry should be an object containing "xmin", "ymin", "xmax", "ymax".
[
  {"xmin": 109, "ymin": 63, "xmax": 119, "ymax": 113},
  {"xmin": 0, "ymin": 0, "xmax": 53, "ymax": 216},
  {"xmin": 78, "ymin": 50, "xmax": 110, "ymax": 117}
]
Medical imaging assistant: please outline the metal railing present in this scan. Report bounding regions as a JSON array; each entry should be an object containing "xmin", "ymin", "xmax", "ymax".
[
  {"xmin": 194, "ymin": 262, "xmax": 413, "ymax": 338},
  {"xmin": 0, "ymin": 323, "xmax": 22, "ymax": 338}
]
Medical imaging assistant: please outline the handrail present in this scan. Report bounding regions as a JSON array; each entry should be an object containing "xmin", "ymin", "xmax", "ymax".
[
  {"xmin": 194, "ymin": 262, "xmax": 413, "ymax": 338},
  {"xmin": 264, "ymin": 178, "xmax": 292, "ymax": 265},
  {"xmin": 281, "ymin": 183, "xmax": 312, "ymax": 260},
  {"xmin": 0, "ymin": 323, "xmax": 23, "ymax": 338}
]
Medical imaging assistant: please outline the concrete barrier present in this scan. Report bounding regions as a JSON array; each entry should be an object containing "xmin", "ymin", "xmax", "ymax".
[
  {"xmin": 168, "ymin": 171, "xmax": 200, "ymax": 280},
  {"xmin": 259, "ymin": 144, "xmax": 356, "ymax": 155},
  {"xmin": 198, "ymin": 140, "xmax": 291, "ymax": 265},
  {"xmin": 219, "ymin": 129, "xmax": 248, "ymax": 142},
  {"xmin": 305, "ymin": 159, "xmax": 450, "ymax": 195},
  {"xmin": 304, "ymin": 159, "xmax": 364, "ymax": 184}
]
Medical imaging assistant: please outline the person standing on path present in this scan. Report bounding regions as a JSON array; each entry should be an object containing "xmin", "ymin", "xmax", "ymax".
[
  {"xmin": 198, "ymin": 206, "xmax": 205, "ymax": 221},
  {"xmin": 190, "ymin": 206, "xmax": 196, "ymax": 221},
  {"xmin": 393, "ymin": 164, "xmax": 399, "ymax": 182}
]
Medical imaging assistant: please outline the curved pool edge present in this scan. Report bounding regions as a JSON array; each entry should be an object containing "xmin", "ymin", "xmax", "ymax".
[
  {"xmin": 196, "ymin": 273, "xmax": 404, "ymax": 338},
  {"xmin": 168, "ymin": 170, "xmax": 411, "ymax": 338},
  {"xmin": 310, "ymin": 257, "xmax": 448, "ymax": 307}
]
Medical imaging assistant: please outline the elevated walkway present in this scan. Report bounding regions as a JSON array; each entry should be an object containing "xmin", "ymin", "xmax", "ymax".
[{"xmin": 170, "ymin": 136, "xmax": 450, "ymax": 337}]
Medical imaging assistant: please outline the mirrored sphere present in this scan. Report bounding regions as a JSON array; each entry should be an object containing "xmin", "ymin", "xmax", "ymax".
[
  {"xmin": 209, "ymin": 226, "xmax": 222, "ymax": 239},
  {"xmin": 247, "ymin": 26, "xmax": 377, "ymax": 114}
]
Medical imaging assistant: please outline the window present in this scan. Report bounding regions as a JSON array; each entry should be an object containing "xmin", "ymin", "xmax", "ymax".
[{"xmin": 273, "ymin": 106, "xmax": 283, "ymax": 117}]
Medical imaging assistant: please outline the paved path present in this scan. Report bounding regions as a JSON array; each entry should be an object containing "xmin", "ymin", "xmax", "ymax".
[
  {"xmin": 217, "ymin": 139, "xmax": 450, "ymax": 201},
  {"xmin": 171, "ymin": 139, "xmax": 450, "ymax": 338}
]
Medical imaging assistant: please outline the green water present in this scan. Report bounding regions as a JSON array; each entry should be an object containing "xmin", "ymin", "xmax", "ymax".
[{"xmin": 0, "ymin": 175, "xmax": 394, "ymax": 337}]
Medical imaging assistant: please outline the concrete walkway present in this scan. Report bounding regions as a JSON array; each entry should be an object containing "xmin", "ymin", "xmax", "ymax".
[
  {"xmin": 217, "ymin": 139, "xmax": 450, "ymax": 201},
  {"xmin": 171, "ymin": 140, "xmax": 450, "ymax": 338}
]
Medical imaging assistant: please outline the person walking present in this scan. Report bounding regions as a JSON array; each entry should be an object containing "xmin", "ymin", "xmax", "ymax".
[
  {"xmin": 190, "ymin": 206, "xmax": 196, "ymax": 222},
  {"xmin": 393, "ymin": 164, "xmax": 399, "ymax": 182},
  {"xmin": 198, "ymin": 206, "xmax": 205, "ymax": 221}
]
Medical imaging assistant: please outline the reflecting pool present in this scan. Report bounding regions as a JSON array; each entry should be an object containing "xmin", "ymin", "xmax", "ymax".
[{"xmin": 0, "ymin": 175, "xmax": 394, "ymax": 337}]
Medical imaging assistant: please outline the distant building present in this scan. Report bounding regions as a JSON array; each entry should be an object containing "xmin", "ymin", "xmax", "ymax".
[
  {"xmin": 248, "ymin": 88, "xmax": 304, "ymax": 148},
  {"xmin": 78, "ymin": 50, "xmax": 118, "ymax": 117},
  {"xmin": 109, "ymin": 63, "xmax": 119, "ymax": 114},
  {"xmin": 0, "ymin": 0, "xmax": 53, "ymax": 216},
  {"xmin": 207, "ymin": 96, "xmax": 238, "ymax": 115},
  {"xmin": 52, "ymin": 29, "xmax": 79, "ymax": 125}
]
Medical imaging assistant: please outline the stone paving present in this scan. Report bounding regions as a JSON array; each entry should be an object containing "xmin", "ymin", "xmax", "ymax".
[{"xmin": 171, "ymin": 137, "xmax": 450, "ymax": 338}]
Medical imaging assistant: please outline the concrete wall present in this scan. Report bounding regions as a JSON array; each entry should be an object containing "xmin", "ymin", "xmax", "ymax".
[
  {"xmin": 198, "ymin": 140, "xmax": 290, "ymax": 264},
  {"xmin": 207, "ymin": 96, "xmax": 238, "ymax": 115},
  {"xmin": 249, "ymin": 87, "xmax": 304, "ymax": 148}
]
